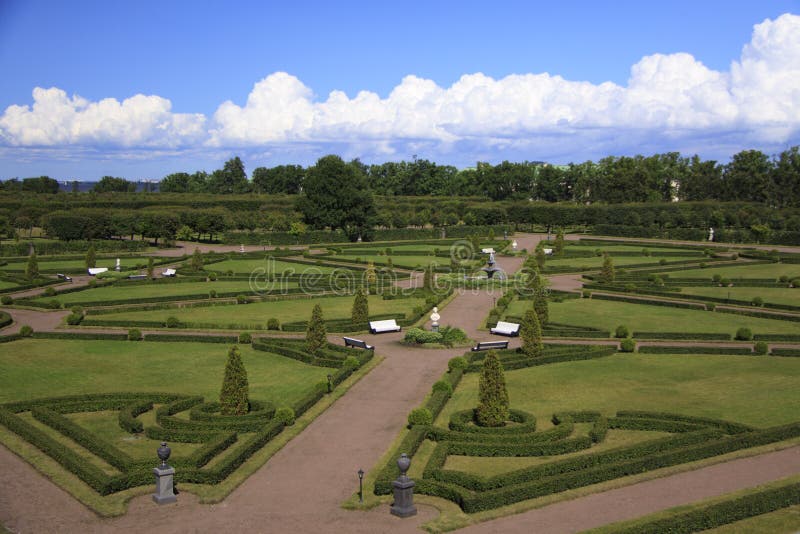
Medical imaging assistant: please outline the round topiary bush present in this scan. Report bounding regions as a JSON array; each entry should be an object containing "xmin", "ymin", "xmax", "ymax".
[
  {"xmin": 619, "ymin": 338, "xmax": 636, "ymax": 352},
  {"xmin": 165, "ymin": 316, "xmax": 181, "ymax": 328},
  {"xmin": 209, "ymin": 289, "xmax": 217, "ymax": 298},
  {"xmin": 699, "ymin": 262, "xmax": 707, "ymax": 268},
  {"xmin": 238, "ymin": 332, "xmax": 252, "ymax": 344},
  {"xmin": 754, "ymin": 341, "xmax": 769, "ymax": 355},
  {"xmin": 582, "ymin": 290, "xmax": 592, "ymax": 299},
  {"xmin": 236, "ymin": 294, "xmax": 248, "ymax": 304},
  {"xmin": 128, "ymin": 328, "xmax": 142, "ymax": 341},
  {"xmin": 70, "ymin": 306, "xmax": 84, "ymax": 315},
  {"xmin": 614, "ymin": 325, "xmax": 630, "ymax": 338},
  {"xmin": 712, "ymin": 274, "xmax": 722, "ymax": 283},
  {"xmin": 19, "ymin": 325, "xmax": 33, "ymax": 337},
  {"xmin": 751, "ymin": 296, "xmax": 764, "ymax": 307},
  {"xmin": 448, "ymin": 356, "xmax": 468, "ymax": 372},
  {"xmin": 343, "ymin": 356, "xmax": 360, "ymax": 369},
  {"xmin": 275, "ymin": 407, "xmax": 296, "ymax": 426},
  {"xmin": 432, "ymin": 380, "xmax": 453, "ymax": 396},
  {"xmin": 779, "ymin": 275, "xmax": 789, "ymax": 283},
  {"xmin": 267, "ymin": 318, "xmax": 280, "ymax": 330},
  {"xmin": 659, "ymin": 259, "xmax": 667, "ymax": 265},
  {"xmin": 735, "ymin": 327, "xmax": 753, "ymax": 341},
  {"xmin": 43, "ymin": 286, "xmax": 56, "ymax": 297},
  {"xmin": 65, "ymin": 312, "xmax": 83, "ymax": 325},
  {"xmin": 407, "ymin": 407, "xmax": 433, "ymax": 427},
  {"xmin": 720, "ymin": 278, "xmax": 731, "ymax": 287},
  {"xmin": 706, "ymin": 303, "xmax": 716, "ymax": 311},
  {"xmin": 208, "ymin": 272, "xmax": 217, "ymax": 281},
  {"xmin": 1, "ymin": 295, "xmax": 13, "ymax": 305}
]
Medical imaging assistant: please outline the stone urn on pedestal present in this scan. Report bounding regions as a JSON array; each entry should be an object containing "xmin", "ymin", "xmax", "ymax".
[{"xmin": 390, "ymin": 453, "xmax": 417, "ymax": 518}]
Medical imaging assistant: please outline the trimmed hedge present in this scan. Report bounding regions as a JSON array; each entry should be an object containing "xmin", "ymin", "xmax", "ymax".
[
  {"xmin": 143, "ymin": 333, "xmax": 238, "ymax": 343},
  {"xmin": 591, "ymin": 293, "xmax": 706, "ymax": 310},
  {"xmin": 31, "ymin": 331, "xmax": 128, "ymax": 341},
  {"xmin": 632, "ymin": 332, "xmax": 731, "ymax": 341},
  {"xmin": 638, "ymin": 346, "xmax": 755, "ymax": 355}
]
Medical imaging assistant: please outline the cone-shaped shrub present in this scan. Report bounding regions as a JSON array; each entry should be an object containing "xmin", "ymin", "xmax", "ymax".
[
  {"xmin": 520, "ymin": 308, "xmax": 543, "ymax": 357},
  {"xmin": 554, "ymin": 228, "xmax": 565, "ymax": 255},
  {"xmin": 351, "ymin": 288, "xmax": 369, "ymax": 326},
  {"xmin": 476, "ymin": 351, "xmax": 509, "ymax": 427},
  {"xmin": 85, "ymin": 245, "xmax": 96, "ymax": 269},
  {"xmin": 191, "ymin": 247, "xmax": 203, "ymax": 271},
  {"xmin": 533, "ymin": 284, "xmax": 549, "ymax": 325},
  {"xmin": 599, "ymin": 253, "xmax": 615, "ymax": 283},
  {"xmin": 306, "ymin": 303, "xmax": 327, "ymax": 354},
  {"xmin": 220, "ymin": 346, "xmax": 249, "ymax": 415},
  {"xmin": 26, "ymin": 252, "xmax": 39, "ymax": 280}
]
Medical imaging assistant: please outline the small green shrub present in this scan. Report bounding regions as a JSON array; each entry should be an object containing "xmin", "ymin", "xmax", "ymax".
[
  {"xmin": 720, "ymin": 278, "xmax": 731, "ymax": 286},
  {"xmin": 1, "ymin": 295, "xmax": 13, "ymax": 305},
  {"xmin": 65, "ymin": 313, "xmax": 83, "ymax": 325},
  {"xmin": 448, "ymin": 356, "xmax": 468, "ymax": 372},
  {"xmin": 712, "ymin": 274, "xmax": 722, "ymax": 283},
  {"xmin": 19, "ymin": 325, "xmax": 33, "ymax": 337},
  {"xmin": 432, "ymin": 380, "xmax": 453, "ymax": 396},
  {"xmin": 658, "ymin": 259, "xmax": 667, "ymax": 265},
  {"xmin": 209, "ymin": 289, "xmax": 217, "ymax": 298},
  {"xmin": 70, "ymin": 306, "xmax": 84, "ymax": 315},
  {"xmin": 735, "ymin": 327, "xmax": 753, "ymax": 341},
  {"xmin": 238, "ymin": 332, "xmax": 252, "ymax": 344},
  {"xmin": 754, "ymin": 341, "xmax": 768, "ymax": 355},
  {"xmin": 407, "ymin": 407, "xmax": 433, "ymax": 427},
  {"xmin": 343, "ymin": 356, "xmax": 360, "ymax": 369},
  {"xmin": 615, "ymin": 325, "xmax": 630, "ymax": 338},
  {"xmin": 751, "ymin": 296, "xmax": 764, "ymax": 307},
  {"xmin": 582, "ymin": 290, "xmax": 592, "ymax": 298},
  {"xmin": 267, "ymin": 318, "xmax": 280, "ymax": 330},
  {"xmin": 43, "ymin": 286, "xmax": 56, "ymax": 297},
  {"xmin": 779, "ymin": 275, "xmax": 789, "ymax": 283},
  {"xmin": 236, "ymin": 294, "xmax": 248, "ymax": 304},
  {"xmin": 275, "ymin": 407, "xmax": 295, "ymax": 425},
  {"xmin": 706, "ymin": 303, "xmax": 716, "ymax": 311},
  {"xmin": 165, "ymin": 316, "xmax": 181, "ymax": 328},
  {"xmin": 128, "ymin": 329, "xmax": 142, "ymax": 341},
  {"xmin": 208, "ymin": 272, "xmax": 217, "ymax": 281},
  {"xmin": 404, "ymin": 327, "xmax": 442, "ymax": 344},
  {"xmin": 619, "ymin": 338, "xmax": 636, "ymax": 352},
  {"xmin": 699, "ymin": 262, "xmax": 707, "ymax": 268}
]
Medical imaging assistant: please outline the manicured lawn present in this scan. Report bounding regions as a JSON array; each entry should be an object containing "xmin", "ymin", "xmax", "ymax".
[
  {"xmin": 544, "ymin": 298, "xmax": 800, "ymax": 335},
  {"xmin": 438, "ymin": 353, "xmax": 800, "ymax": 430},
  {"xmin": 678, "ymin": 286, "xmax": 800, "ymax": 306},
  {"xmin": 88, "ymin": 294, "xmax": 426, "ymax": 328},
  {"xmin": 0, "ymin": 257, "xmax": 159, "ymax": 272},
  {"xmin": 0, "ymin": 279, "xmax": 20, "ymax": 290},
  {"xmin": 544, "ymin": 254, "xmax": 702, "ymax": 269},
  {"xmin": 661, "ymin": 262, "xmax": 800, "ymax": 279},
  {"xmin": 0, "ymin": 339, "xmax": 330, "ymax": 406},
  {"xmin": 34, "ymin": 280, "xmax": 300, "ymax": 305},
  {"xmin": 206, "ymin": 257, "xmax": 342, "ymax": 275},
  {"xmin": 570, "ymin": 244, "xmax": 703, "ymax": 254},
  {"xmin": 334, "ymin": 253, "xmax": 453, "ymax": 269}
]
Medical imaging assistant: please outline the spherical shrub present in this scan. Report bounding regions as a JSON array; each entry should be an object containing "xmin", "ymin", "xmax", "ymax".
[
  {"xmin": 65, "ymin": 313, "xmax": 83, "ymax": 325},
  {"xmin": 448, "ymin": 356, "xmax": 468, "ymax": 372},
  {"xmin": 236, "ymin": 294, "xmax": 248, "ymax": 304},
  {"xmin": 614, "ymin": 325, "xmax": 630, "ymax": 339},
  {"xmin": 19, "ymin": 325, "xmax": 33, "ymax": 337},
  {"xmin": 699, "ymin": 262, "xmax": 707, "ymax": 269},
  {"xmin": 208, "ymin": 272, "xmax": 218, "ymax": 281},
  {"xmin": 1, "ymin": 295, "xmax": 13, "ymax": 305},
  {"xmin": 267, "ymin": 318, "xmax": 280, "ymax": 330},
  {"xmin": 44, "ymin": 286, "xmax": 56, "ymax": 297},
  {"xmin": 712, "ymin": 274, "xmax": 722, "ymax": 283},
  {"xmin": 209, "ymin": 289, "xmax": 217, "ymax": 298},
  {"xmin": 779, "ymin": 275, "xmax": 789, "ymax": 283},
  {"xmin": 275, "ymin": 407, "xmax": 296, "ymax": 426},
  {"xmin": 659, "ymin": 259, "xmax": 667, "ymax": 265},
  {"xmin": 343, "ymin": 356, "xmax": 360, "ymax": 369},
  {"xmin": 720, "ymin": 278, "xmax": 731, "ymax": 287},
  {"xmin": 238, "ymin": 332, "xmax": 252, "ymax": 344},
  {"xmin": 165, "ymin": 316, "xmax": 180, "ymax": 328},
  {"xmin": 754, "ymin": 341, "xmax": 768, "ymax": 355},
  {"xmin": 407, "ymin": 407, "xmax": 433, "ymax": 427},
  {"xmin": 706, "ymin": 303, "xmax": 716, "ymax": 311},
  {"xmin": 735, "ymin": 327, "xmax": 753, "ymax": 341},
  {"xmin": 582, "ymin": 290, "xmax": 592, "ymax": 299},
  {"xmin": 619, "ymin": 338, "xmax": 636, "ymax": 353},
  {"xmin": 432, "ymin": 380, "xmax": 453, "ymax": 395},
  {"xmin": 751, "ymin": 296, "xmax": 764, "ymax": 307},
  {"xmin": 128, "ymin": 328, "xmax": 142, "ymax": 341},
  {"xmin": 70, "ymin": 306, "xmax": 84, "ymax": 315}
]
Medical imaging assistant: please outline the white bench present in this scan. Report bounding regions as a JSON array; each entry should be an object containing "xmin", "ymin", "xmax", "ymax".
[
  {"xmin": 369, "ymin": 319, "xmax": 401, "ymax": 334},
  {"xmin": 343, "ymin": 337, "xmax": 374, "ymax": 350},
  {"xmin": 490, "ymin": 321, "xmax": 520, "ymax": 337},
  {"xmin": 87, "ymin": 267, "xmax": 108, "ymax": 276},
  {"xmin": 162, "ymin": 268, "xmax": 177, "ymax": 277}
]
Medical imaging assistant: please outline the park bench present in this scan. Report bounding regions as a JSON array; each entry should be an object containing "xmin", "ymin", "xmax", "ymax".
[
  {"xmin": 87, "ymin": 267, "xmax": 108, "ymax": 276},
  {"xmin": 369, "ymin": 319, "xmax": 401, "ymax": 334},
  {"xmin": 343, "ymin": 337, "xmax": 374, "ymax": 350},
  {"xmin": 162, "ymin": 268, "xmax": 177, "ymax": 277},
  {"xmin": 471, "ymin": 340, "xmax": 509, "ymax": 351},
  {"xmin": 490, "ymin": 321, "xmax": 520, "ymax": 337},
  {"xmin": 56, "ymin": 273, "xmax": 72, "ymax": 282},
  {"xmin": 127, "ymin": 274, "xmax": 147, "ymax": 280}
]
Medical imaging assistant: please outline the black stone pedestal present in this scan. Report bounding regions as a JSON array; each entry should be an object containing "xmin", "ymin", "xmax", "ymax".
[{"xmin": 391, "ymin": 477, "xmax": 417, "ymax": 518}]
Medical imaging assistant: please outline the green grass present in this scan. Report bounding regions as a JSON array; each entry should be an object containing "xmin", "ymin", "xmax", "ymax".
[
  {"xmin": 678, "ymin": 286, "xmax": 800, "ymax": 306},
  {"xmin": 543, "ymin": 298, "xmax": 800, "ymax": 335},
  {"xmin": 205, "ymin": 257, "xmax": 342, "ymax": 274},
  {"xmin": 333, "ymin": 253, "xmax": 463, "ymax": 269},
  {"xmin": 544, "ymin": 254, "xmax": 702, "ymax": 269},
  {"xmin": 88, "ymin": 294, "xmax": 425, "ymax": 327},
  {"xmin": 570, "ymin": 244, "xmax": 704, "ymax": 254},
  {"xmin": 0, "ymin": 256, "xmax": 159, "ymax": 272},
  {"xmin": 0, "ymin": 279, "xmax": 20, "ymax": 290},
  {"xmin": 437, "ymin": 353, "xmax": 800, "ymax": 429},
  {"xmin": 33, "ymin": 280, "xmax": 300, "ymax": 305},
  {"xmin": 706, "ymin": 503, "xmax": 800, "ymax": 533},
  {"xmin": 661, "ymin": 262, "xmax": 800, "ymax": 279},
  {"xmin": 0, "ymin": 338, "xmax": 330, "ymax": 406}
]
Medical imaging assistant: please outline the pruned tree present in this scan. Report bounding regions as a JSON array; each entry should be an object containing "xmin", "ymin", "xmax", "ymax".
[
  {"xmin": 306, "ymin": 304, "xmax": 327, "ymax": 355},
  {"xmin": 476, "ymin": 351, "xmax": 510, "ymax": 427},
  {"xmin": 26, "ymin": 251, "xmax": 39, "ymax": 280},
  {"xmin": 351, "ymin": 288, "xmax": 369, "ymax": 326},
  {"xmin": 220, "ymin": 345, "xmax": 249, "ymax": 415},
  {"xmin": 85, "ymin": 244, "xmax": 96, "ymax": 269},
  {"xmin": 521, "ymin": 308, "xmax": 543, "ymax": 357},
  {"xmin": 599, "ymin": 253, "xmax": 615, "ymax": 283}
]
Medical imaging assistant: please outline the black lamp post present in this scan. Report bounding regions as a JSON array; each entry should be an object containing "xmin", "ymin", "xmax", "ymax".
[
  {"xmin": 327, "ymin": 374, "xmax": 333, "ymax": 393},
  {"xmin": 358, "ymin": 468, "xmax": 364, "ymax": 502}
]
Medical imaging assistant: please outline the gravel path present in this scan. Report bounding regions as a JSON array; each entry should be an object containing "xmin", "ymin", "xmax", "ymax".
[{"xmin": 2, "ymin": 232, "xmax": 800, "ymax": 533}]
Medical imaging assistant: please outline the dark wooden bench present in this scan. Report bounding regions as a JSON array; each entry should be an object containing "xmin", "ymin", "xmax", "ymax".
[
  {"xmin": 343, "ymin": 337, "xmax": 374, "ymax": 350},
  {"xmin": 471, "ymin": 340, "xmax": 509, "ymax": 352}
]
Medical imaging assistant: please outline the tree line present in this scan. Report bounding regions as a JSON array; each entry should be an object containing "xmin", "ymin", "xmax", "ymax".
[{"xmin": 3, "ymin": 147, "xmax": 799, "ymax": 208}]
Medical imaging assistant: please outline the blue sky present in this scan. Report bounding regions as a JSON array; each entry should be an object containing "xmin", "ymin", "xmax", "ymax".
[{"xmin": 1, "ymin": 0, "xmax": 799, "ymax": 181}]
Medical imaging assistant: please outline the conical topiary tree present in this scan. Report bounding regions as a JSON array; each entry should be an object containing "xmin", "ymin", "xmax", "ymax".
[
  {"xmin": 147, "ymin": 257, "xmax": 154, "ymax": 279},
  {"xmin": 25, "ymin": 251, "xmax": 39, "ymax": 280},
  {"xmin": 535, "ymin": 242, "xmax": 546, "ymax": 270},
  {"xmin": 365, "ymin": 261, "xmax": 377, "ymax": 286},
  {"xmin": 423, "ymin": 263, "xmax": 435, "ymax": 291},
  {"xmin": 220, "ymin": 345, "xmax": 249, "ymax": 415},
  {"xmin": 85, "ymin": 244, "xmax": 96, "ymax": 269},
  {"xmin": 306, "ymin": 303, "xmax": 327, "ymax": 355},
  {"xmin": 554, "ymin": 228, "xmax": 565, "ymax": 256},
  {"xmin": 533, "ymin": 281, "xmax": 549, "ymax": 326},
  {"xmin": 191, "ymin": 247, "xmax": 203, "ymax": 272},
  {"xmin": 475, "ymin": 351, "xmax": 509, "ymax": 427},
  {"xmin": 599, "ymin": 253, "xmax": 615, "ymax": 283},
  {"xmin": 351, "ymin": 288, "xmax": 369, "ymax": 326},
  {"xmin": 520, "ymin": 308, "xmax": 543, "ymax": 357}
]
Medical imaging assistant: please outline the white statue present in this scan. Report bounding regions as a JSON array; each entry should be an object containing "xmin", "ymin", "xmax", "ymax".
[
  {"xmin": 512, "ymin": 240, "xmax": 518, "ymax": 251},
  {"xmin": 708, "ymin": 227, "xmax": 715, "ymax": 242},
  {"xmin": 115, "ymin": 258, "xmax": 121, "ymax": 271},
  {"xmin": 240, "ymin": 244, "xmax": 245, "ymax": 253},
  {"xmin": 430, "ymin": 306, "xmax": 440, "ymax": 332}
]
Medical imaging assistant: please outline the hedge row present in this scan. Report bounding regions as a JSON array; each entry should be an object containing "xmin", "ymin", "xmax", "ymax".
[
  {"xmin": 638, "ymin": 346, "xmax": 756, "ymax": 355},
  {"xmin": 610, "ymin": 481, "xmax": 800, "ymax": 534},
  {"xmin": 614, "ymin": 411, "xmax": 753, "ymax": 434},
  {"xmin": 280, "ymin": 313, "xmax": 404, "ymax": 333},
  {"xmin": 752, "ymin": 334, "xmax": 800, "ymax": 342},
  {"xmin": 32, "ymin": 331, "xmax": 128, "ymax": 341},
  {"xmin": 715, "ymin": 307, "xmax": 800, "ymax": 323},
  {"xmin": 464, "ymin": 345, "xmax": 617, "ymax": 373},
  {"xmin": 771, "ymin": 348, "xmax": 800, "ymax": 357},
  {"xmin": 591, "ymin": 293, "xmax": 706, "ymax": 310},
  {"xmin": 631, "ymin": 332, "xmax": 731, "ymax": 340},
  {"xmin": 144, "ymin": 333, "xmax": 239, "ymax": 343}
]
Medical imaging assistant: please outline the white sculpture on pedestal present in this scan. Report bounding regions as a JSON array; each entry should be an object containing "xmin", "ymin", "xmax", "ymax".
[
  {"xmin": 708, "ymin": 228, "xmax": 715, "ymax": 242},
  {"xmin": 115, "ymin": 258, "xmax": 121, "ymax": 271},
  {"xmin": 430, "ymin": 306, "xmax": 440, "ymax": 332}
]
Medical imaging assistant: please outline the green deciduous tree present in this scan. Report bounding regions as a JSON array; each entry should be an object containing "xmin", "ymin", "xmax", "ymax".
[
  {"xmin": 476, "ymin": 351, "xmax": 510, "ymax": 427},
  {"xmin": 554, "ymin": 228, "xmax": 565, "ymax": 255},
  {"xmin": 306, "ymin": 304, "xmax": 327, "ymax": 355},
  {"xmin": 520, "ymin": 308, "xmax": 543, "ymax": 357},
  {"xmin": 92, "ymin": 176, "xmax": 137, "ymax": 193},
  {"xmin": 351, "ymin": 288, "xmax": 369, "ymax": 326},
  {"xmin": 296, "ymin": 155, "xmax": 376, "ymax": 241},
  {"xmin": 219, "ymin": 346, "xmax": 249, "ymax": 415},
  {"xmin": 85, "ymin": 244, "xmax": 96, "ymax": 269},
  {"xmin": 599, "ymin": 253, "xmax": 615, "ymax": 283}
]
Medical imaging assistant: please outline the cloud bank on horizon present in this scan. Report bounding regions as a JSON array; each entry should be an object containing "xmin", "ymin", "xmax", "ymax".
[{"xmin": 1, "ymin": 13, "xmax": 799, "ymax": 166}]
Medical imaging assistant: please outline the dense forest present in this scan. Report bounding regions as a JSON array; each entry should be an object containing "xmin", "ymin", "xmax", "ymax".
[{"xmin": 0, "ymin": 147, "xmax": 799, "ymax": 246}]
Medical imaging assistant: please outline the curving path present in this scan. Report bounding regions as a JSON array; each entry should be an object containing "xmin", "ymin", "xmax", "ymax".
[{"xmin": 2, "ymin": 233, "xmax": 800, "ymax": 533}]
